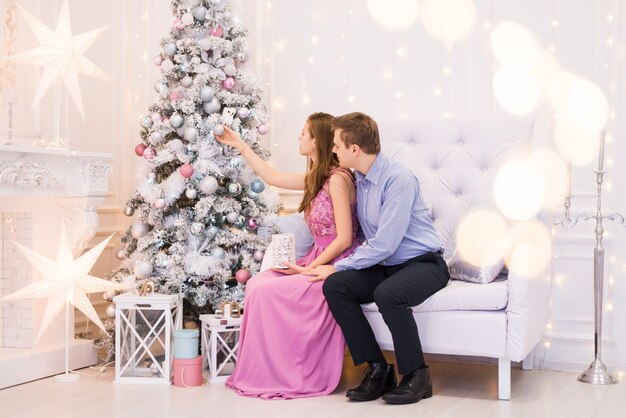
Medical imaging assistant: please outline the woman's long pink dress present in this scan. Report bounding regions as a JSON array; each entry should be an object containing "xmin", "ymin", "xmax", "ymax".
[{"xmin": 225, "ymin": 168, "xmax": 360, "ymax": 399}]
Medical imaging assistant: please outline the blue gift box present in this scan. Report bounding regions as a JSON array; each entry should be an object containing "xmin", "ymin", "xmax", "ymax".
[{"xmin": 173, "ymin": 329, "xmax": 199, "ymax": 359}]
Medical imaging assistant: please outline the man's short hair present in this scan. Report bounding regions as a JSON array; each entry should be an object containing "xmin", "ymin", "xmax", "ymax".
[{"xmin": 331, "ymin": 112, "xmax": 381, "ymax": 155}]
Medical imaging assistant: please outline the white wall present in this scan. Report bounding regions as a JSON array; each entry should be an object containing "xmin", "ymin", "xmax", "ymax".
[
  {"xmin": 2, "ymin": 0, "xmax": 625, "ymax": 374},
  {"xmin": 258, "ymin": 0, "xmax": 626, "ymax": 374}
]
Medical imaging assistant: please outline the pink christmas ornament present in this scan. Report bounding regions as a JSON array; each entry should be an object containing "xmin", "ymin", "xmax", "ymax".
[
  {"xmin": 210, "ymin": 25, "xmax": 223, "ymax": 37},
  {"xmin": 169, "ymin": 88, "xmax": 185, "ymax": 101},
  {"xmin": 237, "ymin": 107, "xmax": 250, "ymax": 119},
  {"xmin": 172, "ymin": 18, "xmax": 184, "ymax": 31},
  {"xmin": 154, "ymin": 55, "xmax": 163, "ymax": 66},
  {"xmin": 257, "ymin": 124, "xmax": 270, "ymax": 135},
  {"xmin": 246, "ymin": 218, "xmax": 259, "ymax": 230},
  {"xmin": 151, "ymin": 112, "xmax": 162, "ymax": 122},
  {"xmin": 134, "ymin": 143, "xmax": 147, "ymax": 157},
  {"xmin": 235, "ymin": 269, "xmax": 251, "ymax": 284},
  {"xmin": 222, "ymin": 77, "xmax": 235, "ymax": 90},
  {"xmin": 143, "ymin": 147, "xmax": 156, "ymax": 160},
  {"xmin": 154, "ymin": 198, "xmax": 166, "ymax": 209},
  {"xmin": 180, "ymin": 163, "xmax": 194, "ymax": 178}
]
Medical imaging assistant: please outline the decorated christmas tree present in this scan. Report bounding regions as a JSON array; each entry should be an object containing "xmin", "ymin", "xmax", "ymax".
[{"xmin": 107, "ymin": 0, "xmax": 279, "ymax": 326}]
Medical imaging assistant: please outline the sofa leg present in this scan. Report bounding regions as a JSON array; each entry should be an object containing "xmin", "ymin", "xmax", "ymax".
[
  {"xmin": 522, "ymin": 350, "xmax": 534, "ymax": 371},
  {"xmin": 498, "ymin": 358, "xmax": 511, "ymax": 400}
]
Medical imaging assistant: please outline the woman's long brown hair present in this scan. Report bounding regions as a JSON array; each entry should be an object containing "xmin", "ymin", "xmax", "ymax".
[{"xmin": 298, "ymin": 112, "xmax": 340, "ymax": 213}]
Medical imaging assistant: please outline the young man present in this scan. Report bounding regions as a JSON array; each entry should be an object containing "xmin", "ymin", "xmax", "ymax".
[{"xmin": 306, "ymin": 112, "xmax": 449, "ymax": 404}]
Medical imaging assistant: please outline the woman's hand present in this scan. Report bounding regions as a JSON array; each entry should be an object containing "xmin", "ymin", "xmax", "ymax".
[
  {"xmin": 215, "ymin": 126, "xmax": 247, "ymax": 151},
  {"xmin": 271, "ymin": 262, "xmax": 306, "ymax": 276}
]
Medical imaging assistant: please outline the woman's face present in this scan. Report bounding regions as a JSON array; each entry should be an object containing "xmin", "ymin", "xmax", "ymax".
[{"xmin": 298, "ymin": 121, "xmax": 316, "ymax": 158}]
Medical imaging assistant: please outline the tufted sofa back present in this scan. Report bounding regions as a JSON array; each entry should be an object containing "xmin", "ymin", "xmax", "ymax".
[{"xmin": 378, "ymin": 116, "xmax": 553, "ymax": 246}]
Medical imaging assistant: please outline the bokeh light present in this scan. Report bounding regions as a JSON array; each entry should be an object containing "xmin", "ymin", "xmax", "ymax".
[
  {"xmin": 367, "ymin": 0, "xmax": 420, "ymax": 30},
  {"xmin": 555, "ymin": 119, "xmax": 600, "ymax": 166},
  {"xmin": 494, "ymin": 160, "xmax": 544, "ymax": 220},
  {"xmin": 456, "ymin": 209, "xmax": 511, "ymax": 267},
  {"xmin": 508, "ymin": 221, "xmax": 552, "ymax": 279},
  {"xmin": 491, "ymin": 22, "xmax": 538, "ymax": 69},
  {"xmin": 529, "ymin": 149, "xmax": 568, "ymax": 208},
  {"xmin": 493, "ymin": 67, "xmax": 539, "ymax": 115},
  {"xmin": 420, "ymin": 0, "xmax": 477, "ymax": 44}
]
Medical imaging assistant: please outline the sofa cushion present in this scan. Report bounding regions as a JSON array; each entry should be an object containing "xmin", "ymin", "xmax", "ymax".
[
  {"xmin": 361, "ymin": 278, "xmax": 508, "ymax": 313},
  {"xmin": 447, "ymin": 252, "xmax": 506, "ymax": 284}
]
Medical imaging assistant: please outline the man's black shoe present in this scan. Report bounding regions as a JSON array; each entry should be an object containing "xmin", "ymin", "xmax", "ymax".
[
  {"xmin": 346, "ymin": 363, "xmax": 397, "ymax": 401},
  {"xmin": 382, "ymin": 366, "xmax": 432, "ymax": 404}
]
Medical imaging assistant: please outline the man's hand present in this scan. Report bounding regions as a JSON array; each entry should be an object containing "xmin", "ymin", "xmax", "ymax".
[
  {"xmin": 271, "ymin": 262, "xmax": 305, "ymax": 275},
  {"xmin": 304, "ymin": 265, "xmax": 336, "ymax": 282}
]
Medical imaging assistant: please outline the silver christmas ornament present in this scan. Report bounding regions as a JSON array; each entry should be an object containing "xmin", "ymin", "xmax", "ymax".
[
  {"xmin": 226, "ymin": 211, "xmax": 239, "ymax": 223},
  {"xmin": 224, "ymin": 64, "xmax": 236, "ymax": 76},
  {"xmin": 199, "ymin": 86, "xmax": 214, "ymax": 102},
  {"xmin": 134, "ymin": 260, "xmax": 153, "ymax": 278},
  {"xmin": 199, "ymin": 176, "xmax": 219, "ymax": 194},
  {"xmin": 192, "ymin": 5, "xmax": 207, "ymax": 21},
  {"xmin": 131, "ymin": 222, "xmax": 149, "ymax": 239},
  {"xmin": 223, "ymin": 11, "xmax": 232, "ymax": 21},
  {"xmin": 191, "ymin": 222, "xmax": 204, "ymax": 235},
  {"xmin": 181, "ymin": 75, "xmax": 193, "ymax": 87},
  {"xmin": 155, "ymin": 253, "xmax": 170, "ymax": 268},
  {"xmin": 163, "ymin": 42, "xmax": 177, "ymax": 57},
  {"xmin": 207, "ymin": 225, "xmax": 219, "ymax": 238},
  {"xmin": 185, "ymin": 188, "xmax": 197, "ymax": 199},
  {"xmin": 237, "ymin": 107, "xmax": 250, "ymax": 119},
  {"xmin": 150, "ymin": 132, "xmax": 163, "ymax": 144},
  {"xmin": 213, "ymin": 124, "xmax": 225, "ymax": 136},
  {"xmin": 253, "ymin": 250, "xmax": 265, "ymax": 261},
  {"xmin": 140, "ymin": 116, "xmax": 153, "ymax": 129},
  {"xmin": 184, "ymin": 127, "xmax": 198, "ymax": 141},
  {"xmin": 181, "ymin": 12, "xmax": 194, "ymax": 26},
  {"xmin": 115, "ymin": 249, "xmax": 128, "ymax": 260},
  {"xmin": 170, "ymin": 113, "xmax": 185, "ymax": 128},
  {"xmin": 154, "ymin": 81, "xmax": 166, "ymax": 93},
  {"xmin": 124, "ymin": 205, "xmax": 135, "ymax": 216},
  {"xmin": 210, "ymin": 247, "xmax": 225, "ymax": 259},
  {"xmin": 227, "ymin": 182, "xmax": 242, "ymax": 196},
  {"xmin": 203, "ymin": 97, "xmax": 221, "ymax": 114}
]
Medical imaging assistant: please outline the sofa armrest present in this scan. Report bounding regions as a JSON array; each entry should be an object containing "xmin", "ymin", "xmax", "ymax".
[{"xmin": 505, "ymin": 258, "xmax": 551, "ymax": 361}]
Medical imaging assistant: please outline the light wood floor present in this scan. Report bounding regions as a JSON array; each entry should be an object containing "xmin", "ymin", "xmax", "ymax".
[{"xmin": 1, "ymin": 357, "xmax": 624, "ymax": 418}]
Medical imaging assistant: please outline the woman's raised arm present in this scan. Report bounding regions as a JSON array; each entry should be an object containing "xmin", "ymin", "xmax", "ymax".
[{"xmin": 216, "ymin": 126, "xmax": 305, "ymax": 190}]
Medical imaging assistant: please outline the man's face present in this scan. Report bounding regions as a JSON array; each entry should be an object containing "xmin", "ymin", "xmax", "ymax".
[{"xmin": 332, "ymin": 129, "xmax": 354, "ymax": 168}]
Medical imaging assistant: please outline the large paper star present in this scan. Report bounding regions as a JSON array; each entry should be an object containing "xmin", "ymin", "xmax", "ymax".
[
  {"xmin": 1, "ymin": 224, "xmax": 127, "ymax": 344},
  {"xmin": 5, "ymin": 0, "xmax": 111, "ymax": 119}
]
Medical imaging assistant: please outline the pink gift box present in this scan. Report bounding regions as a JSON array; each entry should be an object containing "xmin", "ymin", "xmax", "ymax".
[{"xmin": 173, "ymin": 355, "xmax": 202, "ymax": 387}]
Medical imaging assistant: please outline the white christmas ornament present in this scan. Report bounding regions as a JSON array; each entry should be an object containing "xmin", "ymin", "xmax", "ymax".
[{"xmin": 5, "ymin": 0, "xmax": 111, "ymax": 119}]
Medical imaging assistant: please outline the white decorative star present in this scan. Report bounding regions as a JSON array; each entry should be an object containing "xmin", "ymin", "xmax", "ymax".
[
  {"xmin": 1, "ymin": 224, "xmax": 127, "ymax": 344},
  {"xmin": 5, "ymin": 0, "xmax": 111, "ymax": 119}
]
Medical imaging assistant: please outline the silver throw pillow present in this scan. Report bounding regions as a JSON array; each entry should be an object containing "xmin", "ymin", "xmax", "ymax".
[{"xmin": 447, "ymin": 252, "xmax": 505, "ymax": 284}]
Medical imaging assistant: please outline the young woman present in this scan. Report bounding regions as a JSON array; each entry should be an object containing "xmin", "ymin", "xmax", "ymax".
[{"xmin": 215, "ymin": 112, "xmax": 360, "ymax": 399}]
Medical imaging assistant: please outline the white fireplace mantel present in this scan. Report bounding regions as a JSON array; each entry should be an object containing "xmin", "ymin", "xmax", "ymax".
[{"xmin": 0, "ymin": 144, "xmax": 114, "ymax": 388}]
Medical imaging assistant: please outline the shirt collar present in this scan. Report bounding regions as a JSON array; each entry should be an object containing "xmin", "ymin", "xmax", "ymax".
[{"xmin": 357, "ymin": 153, "xmax": 386, "ymax": 186}]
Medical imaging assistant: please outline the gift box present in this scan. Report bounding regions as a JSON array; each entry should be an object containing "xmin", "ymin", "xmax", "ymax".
[
  {"xmin": 174, "ymin": 329, "xmax": 199, "ymax": 359},
  {"xmin": 173, "ymin": 355, "xmax": 203, "ymax": 387},
  {"xmin": 271, "ymin": 233, "xmax": 296, "ymax": 269}
]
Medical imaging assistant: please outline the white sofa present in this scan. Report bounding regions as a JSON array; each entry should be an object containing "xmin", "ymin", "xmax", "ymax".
[{"xmin": 263, "ymin": 116, "xmax": 553, "ymax": 400}]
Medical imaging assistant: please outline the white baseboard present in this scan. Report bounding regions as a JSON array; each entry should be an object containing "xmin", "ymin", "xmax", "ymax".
[{"xmin": 0, "ymin": 339, "xmax": 97, "ymax": 389}]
